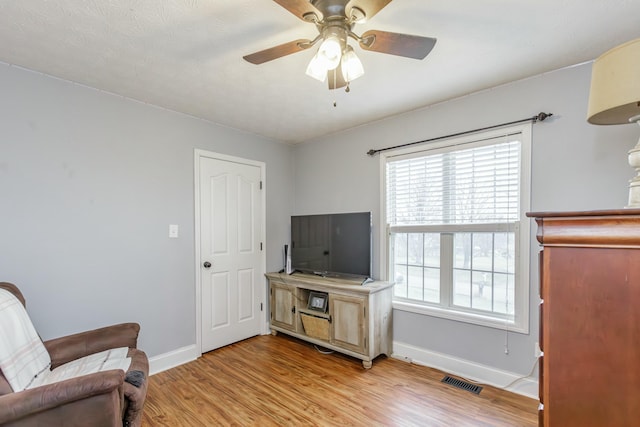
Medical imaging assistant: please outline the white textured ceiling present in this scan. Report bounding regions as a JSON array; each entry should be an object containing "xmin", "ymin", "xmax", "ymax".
[{"xmin": 1, "ymin": 0, "xmax": 639, "ymax": 143}]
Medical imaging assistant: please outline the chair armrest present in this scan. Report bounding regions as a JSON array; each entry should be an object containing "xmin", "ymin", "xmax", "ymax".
[
  {"xmin": 44, "ymin": 323, "xmax": 140, "ymax": 368},
  {"xmin": 0, "ymin": 370, "xmax": 124, "ymax": 425}
]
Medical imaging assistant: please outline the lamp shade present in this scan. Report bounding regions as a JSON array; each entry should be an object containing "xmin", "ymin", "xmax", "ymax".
[{"xmin": 587, "ymin": 38, "xmax": 640, "ymax": 125}]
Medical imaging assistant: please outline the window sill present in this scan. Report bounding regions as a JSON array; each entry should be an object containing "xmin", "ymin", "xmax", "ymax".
[{"xmin": 392, "ymin": 300, "xmax": 528, "ymax": 334}]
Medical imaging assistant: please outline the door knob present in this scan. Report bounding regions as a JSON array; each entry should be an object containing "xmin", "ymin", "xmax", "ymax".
[{"xmin": 203, "ymin": 261, "xmax": 212, "ymax": 269}]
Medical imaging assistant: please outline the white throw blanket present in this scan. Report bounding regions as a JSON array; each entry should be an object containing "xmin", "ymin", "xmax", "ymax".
[
  {"xmin": 0, "ymin": 288, "xmax": 51, "ymax": 391},
  {"xmin": 28, "ymin": 347, "xmax": 131, "ymax": 389},
  {"xmin": 0, "ymin": 288, "xmax": 131, "ymax": 392}
]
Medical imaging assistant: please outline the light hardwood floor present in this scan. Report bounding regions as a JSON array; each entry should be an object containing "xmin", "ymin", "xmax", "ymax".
[{"xmin": 142, "ymin": 334, "xmax": 538, "ymax": 426}]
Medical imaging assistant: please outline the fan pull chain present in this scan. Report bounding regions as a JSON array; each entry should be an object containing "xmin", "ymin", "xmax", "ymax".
[
  {"xmin": 333, "ymin": 69, "xmax": 337, "ymax": 107},
  {"xmin": 330, "ymin": 68, "xmax": 352, "ymax": 107}
]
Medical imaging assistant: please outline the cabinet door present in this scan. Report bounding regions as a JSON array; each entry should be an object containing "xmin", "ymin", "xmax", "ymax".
[
  {"xmin": 270, "ymin": 282, "xmax": 296, "ymax": 331},
  {"xmin": 544, "ymin": 246, "xmax": 640, "ymax": 426},
  {"xmin": 330, "ymin": 294, "xmax": 366, "ymax": 354}
]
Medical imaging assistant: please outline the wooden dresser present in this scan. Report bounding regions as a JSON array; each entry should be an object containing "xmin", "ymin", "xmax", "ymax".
[{"xmin": 527, "ymin": 210, "xmax": 640, "ymax": 427}]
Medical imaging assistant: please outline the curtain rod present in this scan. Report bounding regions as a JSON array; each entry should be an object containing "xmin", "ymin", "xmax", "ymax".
[{"xmin": 366, "ymin": 112, "xmax": 553, "ymax": 156}]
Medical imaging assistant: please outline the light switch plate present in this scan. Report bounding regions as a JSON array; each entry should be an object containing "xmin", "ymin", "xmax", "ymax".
[{"xmin": 169, "ymin": 224, "xmax": 179, "ymax": 238}]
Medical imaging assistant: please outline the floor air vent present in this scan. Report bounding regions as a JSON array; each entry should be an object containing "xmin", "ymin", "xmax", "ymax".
[{"xmin": 441, "ymin": 375, "xmax": 483, "ymax": 394}]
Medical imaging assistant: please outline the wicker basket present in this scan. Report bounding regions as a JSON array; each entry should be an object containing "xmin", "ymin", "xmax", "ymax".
[{"xmin": 300, "ymin": 313, "xmax": 330, "ymax": 341}]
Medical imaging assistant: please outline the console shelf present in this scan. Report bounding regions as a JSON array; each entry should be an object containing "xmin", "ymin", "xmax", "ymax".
[{"xmin": 265, "ymin": 272, "xmax": 394, "ymax": 369}]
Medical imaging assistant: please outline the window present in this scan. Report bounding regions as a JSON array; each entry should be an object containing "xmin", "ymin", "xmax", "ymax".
[{"xmin": 382, "ymin": 124, "xmax": 530, "ymax": 332}]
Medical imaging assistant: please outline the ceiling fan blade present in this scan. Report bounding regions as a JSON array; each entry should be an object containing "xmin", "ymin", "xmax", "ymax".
[
  {"xmin": 243, "ymin": 39, "xmax": 313, "ymax": 64},
  {"xmin": 327, "ymin": 68, "xmax": 348, "ymax": 90},
  {"xmin": 273, "ymin": 0, "xmax": 323, "ymax": 22},
  {"xmin": 359, "ymin": 30, "xmax": 437, "ymax": 59},
  {"xmin": 346, "ymin": 0, "xmax": 392, "ymax": 21}
]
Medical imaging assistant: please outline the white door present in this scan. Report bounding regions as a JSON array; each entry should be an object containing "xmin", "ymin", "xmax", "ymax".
[{"xmin": 199, "ymin": 154, "xmax": 264, "ymax": 353}]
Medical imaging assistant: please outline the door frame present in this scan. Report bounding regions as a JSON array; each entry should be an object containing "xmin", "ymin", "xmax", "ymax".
[{"xmin": 194, "ymin": 149, "xmax": 267, "ymax": 356}]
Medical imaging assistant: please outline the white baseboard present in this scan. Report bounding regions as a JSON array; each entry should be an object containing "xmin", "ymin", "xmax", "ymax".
[
  {"xmin": 392, "ymin": 341, "xmax": 538, "ymax": 399},
  {"xmin": 148, "ymin": 344, "xmax": 199, "ymax": 376}
]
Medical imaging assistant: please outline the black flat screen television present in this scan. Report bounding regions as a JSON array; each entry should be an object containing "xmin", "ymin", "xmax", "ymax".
[{"xmin": 291, "ymin": 212, "xmax": 372, "ymax": 280}]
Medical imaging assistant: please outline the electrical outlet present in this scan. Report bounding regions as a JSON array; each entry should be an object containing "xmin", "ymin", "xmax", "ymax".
[{"xmin": 534, "ymin": 341, "xmax": 543, "ymax": 358}]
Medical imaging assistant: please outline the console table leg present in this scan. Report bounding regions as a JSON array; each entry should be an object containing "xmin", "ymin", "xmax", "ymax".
[
  {"xmin": 362, "ymin": 360, "xmax": 372, "ymax": 369},
  {"xmin": 271, "ymin": 329, "xmax": 278, "ymax": 336}
]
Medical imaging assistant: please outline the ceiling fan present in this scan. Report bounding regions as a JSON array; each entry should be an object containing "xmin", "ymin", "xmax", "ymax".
[{"xmin": 243, "ymin": 0, "xmax": 437, "ymax": 90}]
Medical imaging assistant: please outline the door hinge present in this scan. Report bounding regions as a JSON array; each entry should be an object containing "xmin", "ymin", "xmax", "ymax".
[
  {"xmin": 260, "ymin": 302, "xmax": 263, "ymax": 311},
  {"xmin": 260, "ymin": 181, "xmax": 263, "ymax": 190},
  {"xmin": 260, "ymin": 242, "xmax": 263, "ymax": 251}
]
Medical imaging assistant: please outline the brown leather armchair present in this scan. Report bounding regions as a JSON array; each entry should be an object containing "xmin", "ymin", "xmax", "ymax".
[{"xmin": 0, "ymin": 282, "xmax": 148, "ymax": 427}]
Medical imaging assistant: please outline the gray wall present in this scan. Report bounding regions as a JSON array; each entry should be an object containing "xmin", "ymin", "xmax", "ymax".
[
  {"xmin": 0, "ymin": 63, "xmax": 293, "ymax": 357},
  {"xmin": 292, "ymin": 62, "xmax": 638, "ymax": 374},
  {"xmin": 3, "ymin": 58, "xmax": 636, "ymax": 377}
]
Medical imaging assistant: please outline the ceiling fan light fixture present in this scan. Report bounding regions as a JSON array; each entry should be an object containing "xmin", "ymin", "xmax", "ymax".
[
  {"xmin": 306, "ymin": 52, "xmax": 329, "ymax": 82},
  {"xmin": 318, "ymin": 34, "xmax": 342, "ymax": 70},
  {"xmin": 246, "ymin": 1, "xmax": 438, "ymax": 91},
  {"xmin": 341, "ymin": 45, "xmax": 364, "ymax": 82}
]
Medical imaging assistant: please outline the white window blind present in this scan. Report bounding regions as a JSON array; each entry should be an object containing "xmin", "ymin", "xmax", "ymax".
[{"xmin": 386, "ymin": 139, "xmax": 521, "ymax": 226}]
